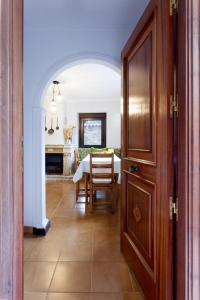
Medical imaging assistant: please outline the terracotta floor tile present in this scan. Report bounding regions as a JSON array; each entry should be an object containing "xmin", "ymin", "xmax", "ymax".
[
  {"xmin": 90, "ymin": 293, "xmax": 121, "ymax": 300},
  {"xmin": 47, "ymin": 293, "xmax": 91, "ymax": 300},
  {"xmin": 64, "ymin": 223, "xmax": 94, "ymax": 234},
  {"xmin": 24, "ymin": 292, "xmax": 47, "ymax": 300},
  {"xmin": 24, "ymin": 262, "xmax": 56, "ymax": 292},
  {"xmin": 54, "ymin": 213, "xmax": 93, "ymax": 227},
  {"xmin": 64, "ymin": 229, "xmax": 93, "ymax": 243},
  {"xmin": 93, "ymin": 241, "xmax": 124, "ymax": 262},
  {"xmin": 46, "ymin": 199, "xmax": 61, "ymax": 208},
  {"xmin": 40, "ymin": 230, "xmax": 66, "ymax": 245},
  {"xmin": 92, "ymin": 262, "xmax": 133, "ymax": 293},
  {"xmin": 121, "ymin": 292, "xmax": 145, "ymax": 300},
  {"xmin": 24, "ymin": 181, "xmax": 143, "ymax": 297},
  {"xmin": 93, "ymin": 215, "xmax": 119, "ymax": 230},
  {"xmin": 90, "ymin": 293, "xmax": 145, "ymax": 300},
  {"xmin": 59, "ymin": 241, "xmax": 92, "ymax": 261},
  {"xmin": 49, "ymin": 262, "xmax": 92, "ymax": 292},
  {"xmin": 24, "ymin": 239, "xmax": 38, "ymax": 260},
  {"xmin": 94, "ymin": 227, "xmax": 120, "ymax": 244},
  {"xmin": 54, "ymin": 204, "xmax": 75, "ymax": 217},
  {"xmin": 27, "ymin": 240, "xmax": 62, "ymax": 262}
]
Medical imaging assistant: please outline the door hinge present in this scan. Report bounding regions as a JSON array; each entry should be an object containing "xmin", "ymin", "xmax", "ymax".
[
  {"xmin": 169, "ymin": 196, "xmax": 178, "ymax": 221},
  {"xmin": 170, "ymin": 0, "xmax": 177, "ymax": 16},
  {"xmin": 170, "ymin": 95, "xmax": 178, "ymax": 117}
]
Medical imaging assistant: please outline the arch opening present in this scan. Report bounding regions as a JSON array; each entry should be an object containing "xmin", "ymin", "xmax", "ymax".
[
  {"xmin": 35, "ymin": 55, "xmax": 121, "ymax": 108},
  {"xmin": 30, "ymin": 57, "xmax": 121, "ymax": 229}
]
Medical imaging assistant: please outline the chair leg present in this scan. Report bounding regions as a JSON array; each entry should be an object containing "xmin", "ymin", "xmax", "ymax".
[
  {"xmin": 76, "ymin": 181, "xmax": 80, "ymax": 202},
  {"xmin": 90, "ymin": 184, "xmax": 93, "ymax": 212},
  {"xmin": 111, "ymin": 185, "xmax": 116, "ymax": 213},
  {"xmin": 85, "ymin": 174, "xmax": 88, "ymax": 204}
]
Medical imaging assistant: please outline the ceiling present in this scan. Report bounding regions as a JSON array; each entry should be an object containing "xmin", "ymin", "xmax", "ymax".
[
  {"xmin": 24, "ymin": 0, "xmax": 149, "ymax": 30},
  {"xmin": 44, "ymin": 63, "xmax": 121, "ymax": 104}
]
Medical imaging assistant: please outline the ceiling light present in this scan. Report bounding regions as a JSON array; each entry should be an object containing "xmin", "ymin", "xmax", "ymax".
[
  {"xmin": 53, "ymin": 80, "xmax": 63, "ymax": 103},
  {"xmin": 50, "ymin": 80, "xmax": 63, "ymax": 113},
  {"xmin": 57, "ymin": 91, "xmax": 63, "ymax": 102}
]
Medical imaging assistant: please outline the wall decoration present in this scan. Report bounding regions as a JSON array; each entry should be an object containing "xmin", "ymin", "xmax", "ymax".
[{"xmin": 63, "ymin": 126, "xmax": 76, "ymax": 144}]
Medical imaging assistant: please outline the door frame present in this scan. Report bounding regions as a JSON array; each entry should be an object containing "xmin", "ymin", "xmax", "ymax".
[
  {"xmin": 176, "ymin": 0, "xmax": 200, "ymax": 299},
  {"xmin": 0, "ymin": 0, "xmax": 23, "ymax": 299},
  {"xmin": 0, "ymin": 0, "xmax": 200, "ymax": 299}
]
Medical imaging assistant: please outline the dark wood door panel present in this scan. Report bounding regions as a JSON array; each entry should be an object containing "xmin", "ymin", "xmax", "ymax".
[
  {"xmin": 126, "ymin": 175, "xmax": 156, "ymax": 270},
  {"xmin": 127, "ymin": 17, "xmax": 157, "ymax": 164},
  {"xmin": 128, "ymin": 34, "xmax": 152, "ymax": 151}
]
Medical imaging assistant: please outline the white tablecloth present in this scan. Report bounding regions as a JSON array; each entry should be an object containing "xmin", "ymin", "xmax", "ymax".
[{"xmin": 73, "ymin": 154, "xmax": 121, "ymax": 184}]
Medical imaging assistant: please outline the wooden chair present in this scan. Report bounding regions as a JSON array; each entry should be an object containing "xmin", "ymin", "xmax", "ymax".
[
  {"xmin": 89, "ymin": 152, "xmax": 116, "ymax": 212},
  {"xmin": 74, "ymin": 149, "xmax": 89, "ymax": 204}
]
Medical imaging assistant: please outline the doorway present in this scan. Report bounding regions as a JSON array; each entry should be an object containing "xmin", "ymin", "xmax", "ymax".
[{"xmin": 1, "ymin": 0, "xmax": 200, "ymax": 299}]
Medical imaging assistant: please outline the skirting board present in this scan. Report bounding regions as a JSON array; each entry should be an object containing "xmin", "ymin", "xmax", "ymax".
[
  {"xmin": 24, "ymin": 220, "xmax": 51, "ymax": 236},
  {"xmin": 33, "ymin": 220, "xmax": 51, "ymax": 236},
  {"xmin": 46, "ymin": 175, "xmax": 73, "ymax": 181}
]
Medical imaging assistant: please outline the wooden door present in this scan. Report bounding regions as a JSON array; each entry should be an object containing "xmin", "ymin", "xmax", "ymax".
[
  {"xmin": 0, "ymin": 0, "xmax": 23, "ymax": 299},
  {"xmin": 121, "ymin": 1, "xmax": 174, "ymax": 299}
]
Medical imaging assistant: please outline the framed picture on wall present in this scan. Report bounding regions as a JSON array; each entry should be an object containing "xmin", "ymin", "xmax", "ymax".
[{"xmin": 79, "ymin": 113, "xmax": 106, "ymax": 148}]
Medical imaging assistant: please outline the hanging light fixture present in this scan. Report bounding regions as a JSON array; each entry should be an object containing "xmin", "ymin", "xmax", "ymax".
[
  {"xmin": 50, "ymin": 80, "xmax": 63, "ymax": 113},
  {"xmin": 56, "ymin": 81, "xmax": 63, "ymax": 102},
  {"xmin": 53, "ymin": 80, "xmax": 63, "ymax": 102}
]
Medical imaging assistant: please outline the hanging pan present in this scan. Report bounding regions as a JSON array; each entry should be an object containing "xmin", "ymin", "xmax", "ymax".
[
  {"xmin": 56, "ymin": 117, "xmax": 59, "ymax": 130},
  {"xmin": 45, "ymin": 116, "xmax": 47, "ymax": 131},
  {"xmin": 48, "ymin": 119, "xmax": 54, "ymax": 134}
]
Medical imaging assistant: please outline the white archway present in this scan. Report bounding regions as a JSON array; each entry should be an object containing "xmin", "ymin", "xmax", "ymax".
[
  {"xmin": 30, "ymin": 54, "xmax": 120, "ymax": 230},
  {"xmin": 34, "ymin": 53, "xmax": 120, "ymax": 108}
]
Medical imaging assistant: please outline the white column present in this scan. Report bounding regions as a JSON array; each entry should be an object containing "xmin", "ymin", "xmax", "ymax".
[{"xmin": 32, "ymin": 106, "xmax": 49, "ymax": 229}]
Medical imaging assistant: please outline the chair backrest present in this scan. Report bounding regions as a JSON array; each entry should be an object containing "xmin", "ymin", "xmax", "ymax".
[{"xmin": 90, "ymin": 152, "xmax": 114, "ymax": 183}]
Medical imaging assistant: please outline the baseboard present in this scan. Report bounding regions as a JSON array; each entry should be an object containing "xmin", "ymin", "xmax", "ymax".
[
  {"xmin": 33, "ymin": 220, "xmax": 51, "ymax": 236},
  {"xmin": 46, "ymin": 175, "xmax": 73, "ymax": 181}
]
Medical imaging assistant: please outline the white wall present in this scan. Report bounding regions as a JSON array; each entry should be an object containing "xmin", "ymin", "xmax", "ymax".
[
  {"xmin": 23, "ymin": 2, "xmax": 148, "ymax": 228},
  {"xmin": 44, "ymin": 99, "xmax": 121, "ymax": 148}
]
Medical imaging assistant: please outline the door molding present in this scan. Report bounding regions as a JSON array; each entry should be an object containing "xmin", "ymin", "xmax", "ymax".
[
  {"xmin": 177, "ymin": 0, "xmax": 200, "ymax": 299},
  {"xmin": 0, "ymin": 0, "xmax": 23, "ymax": 299}
]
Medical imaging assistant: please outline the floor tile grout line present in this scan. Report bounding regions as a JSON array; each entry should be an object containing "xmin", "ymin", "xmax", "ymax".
[
  {"xmin": 46, "ymin": 258, "xmax": 60, "ymax": 294},
  {"xmin": 49, "ymin": 194, "xmax": 67, "ymax": 219},
  {"xmin": 44, "ymin": 291, "xmax": 48, "ymax": 300},
  {"xmin": 90, "ymin": 226, "xmax": 95, "ymax": 293}
]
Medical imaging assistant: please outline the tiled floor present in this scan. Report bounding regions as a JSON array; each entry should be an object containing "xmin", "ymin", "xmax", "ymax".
[{"xmin": 24, "ymin": 181, "xmax": 145, "ymax": 300}]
